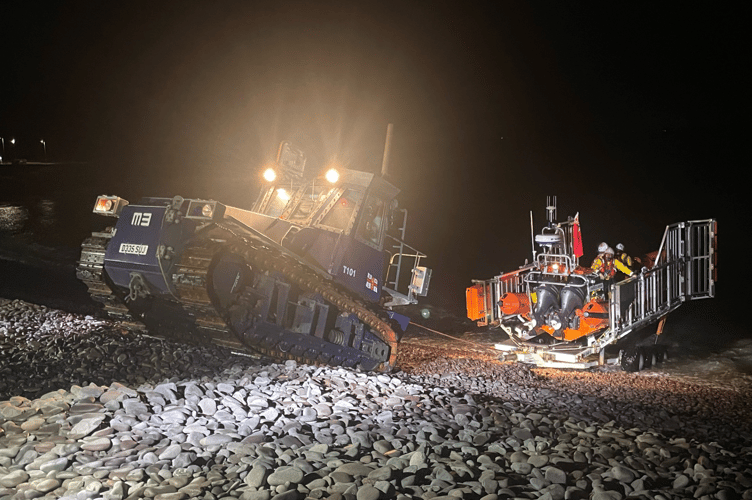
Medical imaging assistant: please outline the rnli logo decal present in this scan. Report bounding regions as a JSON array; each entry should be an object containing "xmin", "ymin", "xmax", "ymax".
[{"xmin": 366, "ymin": 273, "xmax": 379, "ymax": 293}]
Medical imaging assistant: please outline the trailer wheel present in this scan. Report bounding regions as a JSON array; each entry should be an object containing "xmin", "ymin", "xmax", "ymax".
[
  {"xmin": 639, "ymin": 347, "xmax": 652, "ymax": 369},
  {"xmin": 620, "ymin": 348, "xmax": 641, "ymax": 372},
  {"xmin": 654, "ymin": 346, "xmax": 668, "ymax": 364}
]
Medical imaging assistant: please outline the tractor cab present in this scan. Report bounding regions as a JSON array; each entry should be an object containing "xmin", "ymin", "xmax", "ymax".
[
  {"xmin": 254, "ymin": 168, "xmax": 397, "ymax": 253},
  {"xmin": 237, "ymin": 142, "xmax": 429, "ymax": 306}
]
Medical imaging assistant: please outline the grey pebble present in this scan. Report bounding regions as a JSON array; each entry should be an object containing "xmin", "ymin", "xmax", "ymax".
[
  {"xmin": 0, "ymin": 298, "xmax": 751, "ymax": 500},
  {"xmin": 0, "ymin": 470, "xmax": 29, "ymax": 487},
  {"xmin": 267, "ymin": 466, "xmax": 304, "ymax": 486}
]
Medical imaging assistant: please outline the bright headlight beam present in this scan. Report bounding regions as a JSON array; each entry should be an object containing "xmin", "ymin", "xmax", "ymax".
[
  {"xmin": 95, "ymin": 198, "xmax": 113, "ymax": 212},
  {"xmin": 263, "ymin": 168, "xmax": 277, "ymax": 182},
  {"xmin": 276, "ymin": 188, "xmax": 291, "ymax": 201},
  {"xmin": 325, "ymin": 168, "xmax": 340, "ymax": 184}
]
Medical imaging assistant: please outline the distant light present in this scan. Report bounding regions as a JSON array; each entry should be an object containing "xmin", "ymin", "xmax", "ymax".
[
  {"xmin": 276, "ymin": 188, "xmax": 291, "ymax": 201},
  {"xmin": 10, "ymin": 139, "xmax": 15, "ymax": 145},
  {"xmin": 263, "ymin": 168, "xmax": 277, "ymax": 182},
  {"xmin": 325, "ymin": 168, "xmax": 340, "ymax": 184}
]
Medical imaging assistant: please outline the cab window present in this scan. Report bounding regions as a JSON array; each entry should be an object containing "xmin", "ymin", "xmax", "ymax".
[
  {"xmin": 288, "ymin": 184, "xmax": 329, "ymax": 222},
  {"xmin": 264, "ymin": 188, "xmax": 292, "ymax": 218},
  {"xmin": 319, "ymin": 189, "xmax": 363, "ymax": 231},
  {"xmin": 356, "ymin": 195, "xmax": 386, "ymax": 247}
]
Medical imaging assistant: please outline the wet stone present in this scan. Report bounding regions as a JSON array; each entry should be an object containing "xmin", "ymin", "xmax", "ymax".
[
  {"xmin": 122, "ymin": 399, "xmax": 148, "ymax": 416},
  {"xmin": 608, "ymin": 466, "xmax": 635, "ymax": 483},
  {"xmin": 267, "ymin": 466, "xmax": 305, "ymax": 486},
  {"xmin": 68, "ymin": 414, "xmax": 106, "ymax": 438},
  {"xmin": 0, "ymin": 470, "xmax": 29, "ymax": 488},
  {"xmin": 158, "ymin": 444, "xmax": 183, "ymax": 460},
  {"xmin": 545, "ymin": 466, "xmax": 566, "ymax": 485},
  {"xmin": 200, "ymin": 434, "xmax": 234, "ymax": 446},
  {"xmin": 39, "ymin": 456, "xmax": 70, "ymax": 473},
  {"xmin": 356, "ymin": 484, "xmax": 381, "ymax": 500},
  {"xmin": 81, "ymin": 437, "xmax": 112, "ymax": 451},
  {"xmin": 198, "ymin": 398, "xmax": 217, "ymax": 415},
  {"xmin": 29, "ymin": 477, "xmax": 61, "ymax": 493},
  {"xmin": 528, "ymin": 454, "xmax": 549, "ymax": 467},
  {"xmin": 244, "ymin": 464, "xmax": 270, "ymax": 488}
]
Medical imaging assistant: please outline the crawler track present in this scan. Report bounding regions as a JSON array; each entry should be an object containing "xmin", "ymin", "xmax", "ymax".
[{"xmin": 76, "ymin": 224, "xmax": 399, "ymax": 371}]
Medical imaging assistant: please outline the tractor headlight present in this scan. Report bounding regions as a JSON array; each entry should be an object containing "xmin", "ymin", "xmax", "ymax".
[
  {"xmin": 93, "ymin": 196, "xmax": 128, "ymax": 217},
  {"xmin": 186, "ymin": 200, "xmax": 219, "ymax": 220},
  {"xmin": 263, "ymin": 168, "xmax": 277, "ymax": 182},
  {"xmin": 96, "ymin": 198, "xmax": 112, "ymax": 212},
  {"xmin": 325, "ymin": 168, "xmax": 340, "ymax": 184}
]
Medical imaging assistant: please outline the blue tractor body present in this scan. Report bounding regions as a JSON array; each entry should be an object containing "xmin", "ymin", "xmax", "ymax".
[{"xmin": 78, "ymin": 143, "xmax": 429, "ymax": 371}]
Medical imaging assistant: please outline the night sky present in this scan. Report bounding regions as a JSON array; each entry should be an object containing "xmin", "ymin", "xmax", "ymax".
[{"xmin": 1, "ymin": 2, "xmax": 743, "ymax": 314}]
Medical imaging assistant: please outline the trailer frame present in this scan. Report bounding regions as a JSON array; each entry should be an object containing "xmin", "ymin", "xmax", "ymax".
[{"xmin": 474, "ymin": 219, "xmax": 717, "ymax": 368}]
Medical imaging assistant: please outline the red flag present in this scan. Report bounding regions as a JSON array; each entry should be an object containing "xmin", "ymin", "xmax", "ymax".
[{"xmin": 573, "ymin": 215, "xmax": 583, "ymax": 258}]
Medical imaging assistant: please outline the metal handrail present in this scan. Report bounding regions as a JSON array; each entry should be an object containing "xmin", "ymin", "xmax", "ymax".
[
  {"xmin": 471, "ymin": 263, "xmax": 535, "ymax": 325},
  {"xmin": 383, "ymin": 232, "xmax": 427, "ymax": 298},
  {"xmin": 603, "ymin": 219, "xmax": 715, "ymax": 349}
]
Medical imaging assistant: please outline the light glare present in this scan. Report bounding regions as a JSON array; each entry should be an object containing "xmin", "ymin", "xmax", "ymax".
[
  {"xmin": 95, "ymin": 198, "xmax": 113, "ymax": 212},
  {"xmin": 263, "ymin": 168, "xmax": 277, "ymax": 182},
  {"xmin": 325, "ymin": 168, "xmax": 340, "ymax": 184},
  {"xmin": 276, "ymin": 188, "xmax": 291, "ymax": 201}
]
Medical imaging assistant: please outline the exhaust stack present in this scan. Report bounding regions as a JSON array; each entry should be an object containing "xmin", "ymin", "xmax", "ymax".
[{"xmin": 380, "ymin": 123, "xmax": 394, "ymax": 177}]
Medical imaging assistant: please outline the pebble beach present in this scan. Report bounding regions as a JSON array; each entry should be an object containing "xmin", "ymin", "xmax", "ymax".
[{"xmin": 1, "ymin": 298, "xmax": 751, "ymax": 500}]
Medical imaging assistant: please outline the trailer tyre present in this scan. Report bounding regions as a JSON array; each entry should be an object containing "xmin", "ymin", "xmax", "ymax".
[
  {"xmin": 640, "ymin": 347, "xmax": 653, "ymax": 369},
  {"xmin": 654, "ymin": 346, "xmax": 668, "ymax": 364},
  {"xmin": 620, "ymin": 348, "xmax": 641, "ymax": 372}
]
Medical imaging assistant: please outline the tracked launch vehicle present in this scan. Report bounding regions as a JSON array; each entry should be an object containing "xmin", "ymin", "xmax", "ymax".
[
  {"xmin": 466, "ymin": 197, "xmax": 717, "ymax": 371},
  {"xmin": 76, "ymin": 137, "xmax": 430, "ymax": 372}
]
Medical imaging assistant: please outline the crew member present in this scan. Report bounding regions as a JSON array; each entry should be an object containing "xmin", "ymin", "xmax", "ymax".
[
  {"xmin": 614, "ymin": 242, "xmax": 636, "ymax": 279},
  {"xmin": 591, "ymin": 242, "xmax": 615, "ymax": 279}
]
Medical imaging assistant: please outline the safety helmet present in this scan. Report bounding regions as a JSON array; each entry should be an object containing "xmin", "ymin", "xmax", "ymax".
[
  {"xmin": 616, "ymin": 243, "xmax": 625, "ymax": 252},
  {"xmin": 598, "ymin": 242, "xmax": 608, "ymax": 253}
]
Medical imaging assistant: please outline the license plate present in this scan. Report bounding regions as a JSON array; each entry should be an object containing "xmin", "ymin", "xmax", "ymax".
[{"xmin": 119, "ymin": 243, "xmax": 149, "ymax": 256}]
